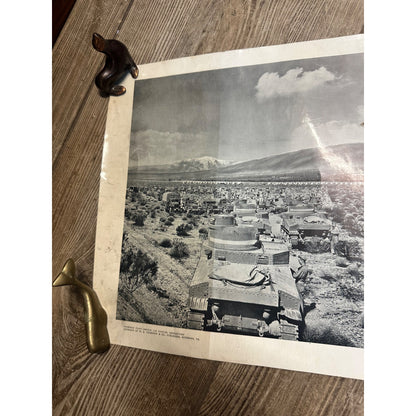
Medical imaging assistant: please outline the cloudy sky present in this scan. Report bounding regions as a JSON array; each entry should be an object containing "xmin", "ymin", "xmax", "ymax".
[{"xmin": 129, "ymin": 53, "xmax": 363, "ymax": 167}]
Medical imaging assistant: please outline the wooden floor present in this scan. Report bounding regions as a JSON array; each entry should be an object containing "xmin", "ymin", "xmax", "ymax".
[{"xmin": 52, "ymin": 1, "xmax": 364, "ymax": 414}]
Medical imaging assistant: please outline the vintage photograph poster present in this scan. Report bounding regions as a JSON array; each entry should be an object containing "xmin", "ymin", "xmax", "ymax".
[{"xmin": 94, "ymin": 35, "xmax": 364, "ymax": 379}]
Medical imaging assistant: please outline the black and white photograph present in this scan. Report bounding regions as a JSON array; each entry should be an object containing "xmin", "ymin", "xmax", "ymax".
[{"xmin": 115, "ymin": 49, "xmax": 364, "ymax": 349}]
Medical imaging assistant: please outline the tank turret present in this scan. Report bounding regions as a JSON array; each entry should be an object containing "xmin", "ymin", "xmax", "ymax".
[
  {"xmin": 280, "ymin": 208, "xmax": 332, "ymax": 247},
  {"xmin": 187, "ymin": 215, "xmax": 305, "ymax": 340}
]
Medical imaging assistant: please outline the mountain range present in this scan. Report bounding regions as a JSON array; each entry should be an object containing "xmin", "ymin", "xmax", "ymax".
[
  {"xmin": 128, "ymin": 143, "xmax": 363, "ymax": 182},
  {"xmin": 132, "ymin": 156, "xmax": 234, "ymax": 173}
]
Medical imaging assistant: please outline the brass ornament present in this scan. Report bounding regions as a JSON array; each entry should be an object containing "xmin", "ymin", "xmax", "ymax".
[{"xmin": 53, "ymin": 259, "xmax": 110, "ymax": 354}]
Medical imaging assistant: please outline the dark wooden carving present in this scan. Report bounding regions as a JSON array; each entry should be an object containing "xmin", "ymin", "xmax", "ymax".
[{"xmin": 92, "ymin": 33, "xmax": 138, "ymax": 96}]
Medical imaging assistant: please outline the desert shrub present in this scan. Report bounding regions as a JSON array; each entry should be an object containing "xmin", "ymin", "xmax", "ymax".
[
  {"xmin": 337, "ymin": 278, "xmax": 364, "ymax": 302},
  {"xmin": 347, "ymin": 263, "xmax": 363, "ymax": 278},
  {"xmin": 330, "ymin": 205, "xmax": 346, "ymax": 223},
  {"xmin": 120, "ymin": 247, "xmax": 134, "ymax": 273},
  {"xmin": 301, "ymin": 236, "xmax": 330, "ymax": 253},
  {"xmin": 198, "ymin": 227, "xmax": 208, "ymax": 240},
  {"xmin": 334, "ymin": 239, "xmax": 363, "ymax": 260},
  {"xmin": 176, "ymin": 223, "xmax": 192, "ymax": 236},
  {"xmin": 167, "ymin": 216, "xmax": 175, "ymax": 222},
  {"xmin": 335, "ymin": 257, "xmax": 349, "ymax": 268},
  {"xmin": 302, "ymin": 321, "xmax": 355, "ymax": 347},
  {"xmin": 150, "ymin": 210, "xmax": 156, "ymax": 218},
  {"xmin": 159, "ymin": 238, "xmax": 172, "ymax": 248},
  {"xmin": 315, "ymin": 269, "xmax": 337, "ymax": 282},
  {"xmin": 170, "ymin": 240, "xmax": 190, "ymax": 259},
  {"xmin": 343, "ymin": 213, "xmax": 363, "ymax": 237},
  {"xmin": 120, "ymin": 248, "xmax": 158, "ymax": 292},
  {"xmin": 187, "ymin": 216, "xmax": 199, "ymax": 227},
  {"xmin": 146, "ymin": 284, "xmax": 169, "ymax": 298},
  {"xmin": 132, "ymin": 211, "xmax": 147, "ymax": 226},
  {"xmin": 343, "ymin": 213, "xmax": 355, "ymax": 227},
  {"xmin": 164, "ymin": 219, "xmax": 173, "ymax": 226}
]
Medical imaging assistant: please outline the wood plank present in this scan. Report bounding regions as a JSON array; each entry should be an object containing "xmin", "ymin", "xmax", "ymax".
[
  {"xmin": 118, "ymin": 0, "xmax": 364, "ymax": 61},
  {"xmin": 53, "ymin": 347, "xmax": 220, "ymax": 415},
  {"xmin": 196, "ymin": 364, "xmax": 364, "ymax": 415},
  {"xmin": 52, "ymin": 0, "xmax": 132, "ymax": 163},
  {"xmin": 53, "ymin": 0, "xmax": 364, "ymax": 414}
]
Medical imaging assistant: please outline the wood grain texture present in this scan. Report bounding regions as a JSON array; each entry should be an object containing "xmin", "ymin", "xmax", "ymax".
[
  {"xmin": 53, "ymin": 0, "xmax": 364, "ymax": 414},
  {"xmin": 52, "ymin": 0, "xmax": 132, "ymax": 164}
]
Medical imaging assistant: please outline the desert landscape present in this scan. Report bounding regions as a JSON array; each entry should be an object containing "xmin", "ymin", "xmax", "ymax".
[{"xmin": 116, "ymin": 176, "xmax": 364, "ymax": 348}]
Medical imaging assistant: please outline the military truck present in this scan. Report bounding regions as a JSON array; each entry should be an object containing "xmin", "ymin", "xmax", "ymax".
[{"xmin": 187, "ymin": 214, "xmax": 305, "ymax": 340}]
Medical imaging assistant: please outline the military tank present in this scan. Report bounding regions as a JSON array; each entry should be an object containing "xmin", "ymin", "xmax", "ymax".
[
  {"xmin": 280, "ymin": 205, "xmax": 332, "ymax": 247},
  {"xmin": 187, "ymin": 214, "xmax": 305, "ymax": 340}
]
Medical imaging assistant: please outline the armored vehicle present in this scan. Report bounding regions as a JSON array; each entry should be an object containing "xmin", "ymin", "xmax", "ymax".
[
  {"xmin": 187, "ymin": 214, "xmax": 305, "ymax": 340},
  {"xmin": 161, "ymin": 191, "xmax": 181, "ymax": 213},
  {"xmin": 233, "ymin": 201, "xmax": 257, "ymax": 218},
  {"xmin": 280, "ymin": 206, "xmax": 332, "ymax": 247}
]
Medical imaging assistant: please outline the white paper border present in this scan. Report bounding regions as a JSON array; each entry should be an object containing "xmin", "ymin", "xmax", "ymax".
[{"xmin": 93, "ymin": 35, "xmax": 364, "ymax": 379}]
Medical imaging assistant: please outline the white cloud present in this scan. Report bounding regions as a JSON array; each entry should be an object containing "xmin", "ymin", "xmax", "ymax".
[
  {"xmin": 255, "ymin": 67, "xmax": 337, "ymax": 101},
  {"xmin": 290, "ymin": 120, "xmax": 364, "ymax": 150}
]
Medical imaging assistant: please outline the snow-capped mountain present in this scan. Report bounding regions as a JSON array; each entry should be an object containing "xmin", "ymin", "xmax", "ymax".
[
  {"xmin": 130, "ymin": 156, "xmax": 235, "ymax": 173},
  {"xmin": 128, "ymin": 143, "xmax": 363, "ymax": 182}
]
